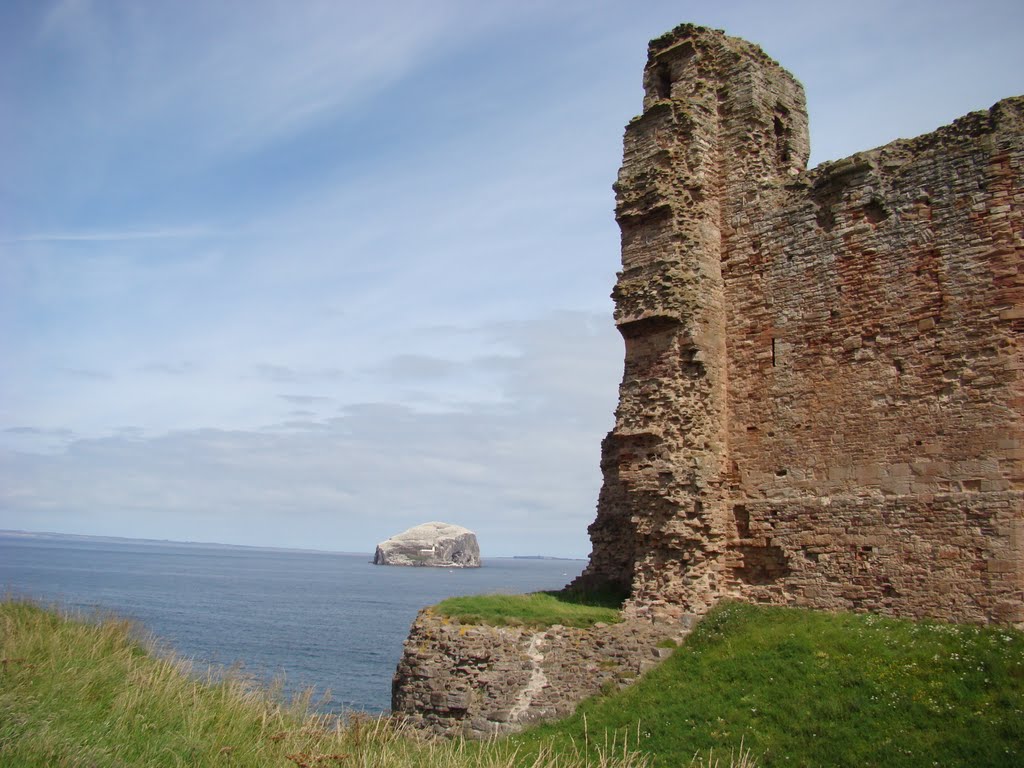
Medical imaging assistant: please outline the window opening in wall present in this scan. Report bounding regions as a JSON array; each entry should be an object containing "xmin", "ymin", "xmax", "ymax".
[
  {"xmin": 863, "ymin": 198, "xmax": 890, "ymax": 224},
  {"xmin": 653, "ymin": 63, "xmax": 672, "ymax": 99},
  {"xmin": 773, "ymin": 105, "xmax": 792, "ymax": 164},
  {"xmin": 773, "ymin": 116, "xmax": 791, "ymax": 163},
  {"xmin": 771, "ymin": 337, "xmax": 776, "ymax": 367},
  {"xmin": 733, "ymin": 505, "xmax": 750, "ymax": 538}
]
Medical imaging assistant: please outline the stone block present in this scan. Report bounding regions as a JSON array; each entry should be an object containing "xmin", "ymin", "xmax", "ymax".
[
  {"xmin": 447, "ymin": 691, "xmax": 472, "ymax": 710},
  {"xmin": 987, "ymin": 560, "xmax": 1019, "ymax": 573}
]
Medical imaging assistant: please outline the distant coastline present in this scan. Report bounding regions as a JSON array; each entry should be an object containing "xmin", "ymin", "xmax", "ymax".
[
  {"xmin": 0, "ymin": 529, "xmax": 366, "ymax": 557},
  {"xmin": 0, "ymin": 530, "xmax": 585, "ymax": 561}
]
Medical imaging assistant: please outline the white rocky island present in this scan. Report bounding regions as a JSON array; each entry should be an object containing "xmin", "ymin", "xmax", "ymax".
[{"xmin": 372, "ymin": 522, "xmax": 481, "ymax": 568}]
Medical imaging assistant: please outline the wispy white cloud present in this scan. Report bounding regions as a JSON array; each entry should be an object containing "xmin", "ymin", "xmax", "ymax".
[
  {"xmin": 60, "ymin": 367, "xmax": 112, "ymax": 381},
  {"xmin": 375, "ymin": 355, "xmax": 461, "ymax": 381},
  {"xmin": 4, "ymin": 228, "xmax": 215, "ymax": 243},
  {"xmin": 4, "ymin": 426, "xmax": 74, "ymax": 437},
  {"xmin": 26, "ymin": 0, "xmax": 551, "ymax": 166},
  {"xmin": 0, "ymin": 312, "xmax": 620, "ymax": 555},
  {"xmin": 278, "ymin": 394, "xmax": 334, "ymax": 406},
  {"xmin": 137, "ymin": 361, "xmax": 199, "ymax": 376}
]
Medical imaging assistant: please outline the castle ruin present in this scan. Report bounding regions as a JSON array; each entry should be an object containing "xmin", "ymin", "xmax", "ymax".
[
  {"xmin": 573, "ymin": 24, "xmax": 1023, "ymax": 627},
  {"xmin": 392, "ymin": 24, "xmax": 1023, "ymax": 738}
]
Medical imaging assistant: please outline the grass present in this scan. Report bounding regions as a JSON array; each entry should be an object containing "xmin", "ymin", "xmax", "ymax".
[
  {"xmin": 0, "ymin": 598, "xmax": 645, "ymax": 768},
  {"xmin": 433, "ymin": 588, "xmax": 625, "ymax": 629},
  {"xmin": 509, "ymin": 601, "xmax": 1024, "ymax": 767},
  {"xmin": 5, "ymin": 597, "xmax": 1022, "ymax": 767}
]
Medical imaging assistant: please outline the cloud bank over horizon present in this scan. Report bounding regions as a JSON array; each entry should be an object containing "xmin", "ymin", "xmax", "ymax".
[{"xmin": 2, "ymin": 0, "xmax": 1022, "ymax": 556}]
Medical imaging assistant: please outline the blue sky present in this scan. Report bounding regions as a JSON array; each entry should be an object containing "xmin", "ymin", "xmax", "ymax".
[{"xmin": 2, "ymin": 0, "xmax": 1022, "ymax": 557}]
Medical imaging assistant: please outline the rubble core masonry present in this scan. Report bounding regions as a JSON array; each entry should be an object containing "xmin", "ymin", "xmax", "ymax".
[
  {"xmin": 391, "ymin": 22, "xmax": 1023, "ymax": 741},
  {"xmin": 571, "ymin": 23, "xmax": 1024, "ymax": 627}
]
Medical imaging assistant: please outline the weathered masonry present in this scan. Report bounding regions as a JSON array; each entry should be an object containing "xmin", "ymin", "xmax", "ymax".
[
  {"xmin": 572, "ymin": 24, "xmax": 1024, "ymax": 626},
  {"xmin": 392, "ymin": 24, "xmax": 1024, "ymax": 741},
  {"xmin": 392, "ymin": 610, "xmax": 688, "ymax": 738}
]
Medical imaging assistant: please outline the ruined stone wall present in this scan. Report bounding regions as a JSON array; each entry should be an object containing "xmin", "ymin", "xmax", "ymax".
[
  {"xmin": 574, "ymin": 24, "xmax": 1024, "ymax": 626},
  {"xmin": 579, "ymin": 21, "xmax": 811, "ymax": 619},
  {"xmin": 391, "ymin": 24, "xmax": 1022, "ymax": 739},
  {"xmin": 391, "ymin": 610, "xmax": 688, "ymax": 738}
]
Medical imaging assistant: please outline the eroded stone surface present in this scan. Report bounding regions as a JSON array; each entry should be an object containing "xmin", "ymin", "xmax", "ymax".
[
  {"xmin": 391, "ymin": 610, "xmax": 691, "ymax": 738},
  {"xmin": 373, "ymin": 522, "xmax": 480, "ymax": 568},
  {"xmin": 570, "ymin": 23, "xmax": 1024, "ymax": 627}
]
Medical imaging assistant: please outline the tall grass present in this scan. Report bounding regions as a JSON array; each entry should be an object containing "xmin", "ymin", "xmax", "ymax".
[
  {"xmin": 0, "ymin": 599, "xmax": 646, "ymax": 767},
  {"xmin": 10, "ymin": 597, "xmax": 1017, "ymax": 767}
]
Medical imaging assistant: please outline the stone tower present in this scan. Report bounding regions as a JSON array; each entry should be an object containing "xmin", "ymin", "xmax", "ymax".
[{"xmin": 574, "ymin": 24, "xmax": 810, "ymax": 618}]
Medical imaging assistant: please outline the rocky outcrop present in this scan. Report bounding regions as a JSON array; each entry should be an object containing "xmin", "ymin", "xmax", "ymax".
[
  {"xmin": 391, "ymin": 610, "xmax": 692, "ymax": 738},
  {"xmin": 373, "ymin": 522, "xmax": 480, "ymax": 567}
]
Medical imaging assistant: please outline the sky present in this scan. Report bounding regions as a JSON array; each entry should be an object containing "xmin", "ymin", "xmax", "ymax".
[{"xmin": 2, "ymin": 0, "xmax": 1022, "ymax": 558}]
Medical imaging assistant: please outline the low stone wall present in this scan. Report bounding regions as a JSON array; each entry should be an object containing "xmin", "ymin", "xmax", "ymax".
[{"xmin": 391, "ymin": 609, "xmax": 693, "ymax": 738}]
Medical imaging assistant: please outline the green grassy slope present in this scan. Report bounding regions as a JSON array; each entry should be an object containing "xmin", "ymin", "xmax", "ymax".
[
  {"xmin": 510, "ymin": 602, "xmax": 1024, "ymax": 767},
  {"xmin": 0, "ymin": 599, "xmax": 639, "ymax": 768}
]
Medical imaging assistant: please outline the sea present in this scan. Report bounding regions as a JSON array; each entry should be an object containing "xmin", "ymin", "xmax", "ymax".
[{"xmin": 0, "ymin": 531, "xmax": 586, "ymax": 715}]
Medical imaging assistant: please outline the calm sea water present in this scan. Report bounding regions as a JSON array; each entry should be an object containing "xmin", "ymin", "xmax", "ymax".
[{"xmin": 0, "ymin": 533, "xmax": 585, "ymax": 714}]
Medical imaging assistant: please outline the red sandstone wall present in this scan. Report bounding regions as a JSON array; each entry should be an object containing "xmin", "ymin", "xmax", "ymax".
[
  {"xmin": 722, "ymin": 99, "xmax": 1024, "ymax": 625},
  {"xmin": 575, "ymin": 23, "xmax": 1024, "ymax": 626}
]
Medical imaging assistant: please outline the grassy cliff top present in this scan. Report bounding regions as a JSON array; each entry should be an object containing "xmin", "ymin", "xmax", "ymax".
[
  {"xmin": 432, "ymin": 589, "xmax": 624, "ymax": 628},
  {"xmin": 511, "ymin": 602, "xmax": 1024, "ymax": 767},
  {"xmin": 4, "ymin": 598, "xmax": 1022, "ymax": 767}
]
